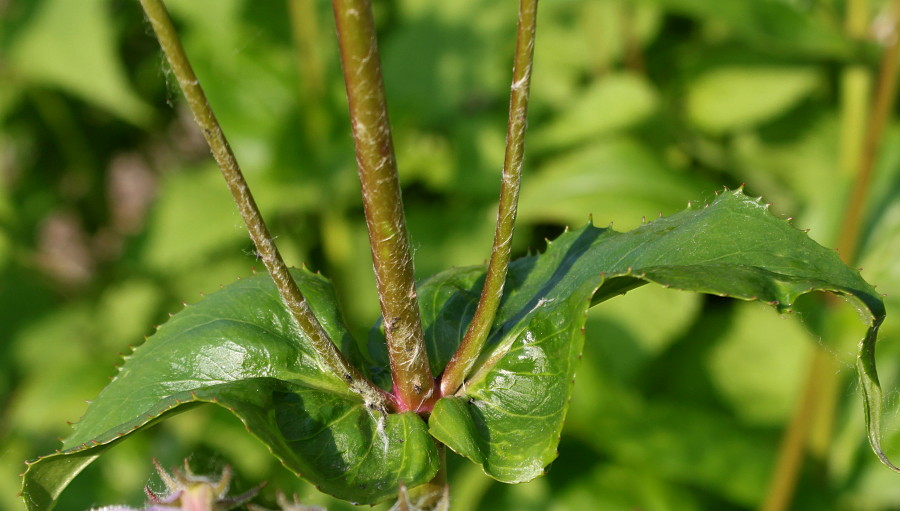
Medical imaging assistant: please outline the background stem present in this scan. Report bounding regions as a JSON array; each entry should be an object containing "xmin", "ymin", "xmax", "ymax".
[
  {"xmin": 838, "ymin": 2, "xmax": 900, "ymax": 259},
  {"xmin": 140, "ymin": 0, "xmax": 389, "ymax": 410},
  {"xmin": 440, "ymin": 0, "xmax": 539, "ymax": 397},
  {"xmin": 330, "ymin": 0, "xmax": 435, "ymax": 412},
  {"xmin": 761, "ymin": 2, "xmax": 900, "ymax": 510}
]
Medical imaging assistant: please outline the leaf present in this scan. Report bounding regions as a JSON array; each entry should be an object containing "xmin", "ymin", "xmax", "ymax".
[
  {"xmin": 140, "ymin": 168, "xmax": 246, "ymax": 271},
  {"xmin": 21, "ymin": 270, "xmax": 439, "ymax": 510},
  {"xmin": 638, "ymin": 0, "xmax": 851, "ymax": 58},
  {"xmin": 686, "ymin": 66, "xmax": 820, "ymax": 134},
  {"xmin": 381, "ymin": 0, "xmax": 511, "ymax": 124},
  {"xmin": 518, "ymin": 137, "xmax": 713, "ymax": 230},
  {"xmin": 428, "ymin": 188, "xmax": 894, "ymax": 482},
  {"xmin": 530, "ymin": 73, "xmax": 659, "ymax": 151},
  {"xmin": 706, "ymin": 302, "xmax": 813, "ymax": 425},
  {"xmin": 8, "ymin": 0, "xmax": 152, "ymax": 125}
]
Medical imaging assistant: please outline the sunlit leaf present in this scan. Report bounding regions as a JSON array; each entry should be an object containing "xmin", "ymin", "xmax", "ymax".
[
  {"xmin": 639, "ymin": 0, "xmax": 851, "ymax": 57},
  {"xmin": 519, "ymin": 137, "xmax": 712, "ymax": 230},
  {"xmin": 20, "ymin": 270, "xmax": 439, "ymax": 510},
  {"xmin": 8, "ymin": 0, "xmax": 152, "ymax": 124},
  {"xmin": 531, "ymin": 73, "xmax": 658, "ymax": 151},
  {"xmin": 686, "ymin": 66, "xmax": 820, "ymax": 134},
  {"xmin": 429, "ymin": 188, "xmax": 892, "ymax": 483}
]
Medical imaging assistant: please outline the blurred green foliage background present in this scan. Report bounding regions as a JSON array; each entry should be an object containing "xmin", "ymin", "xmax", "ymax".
[{"xmin": 2, "ymin": 0, "xmax": 900, "ymax": 509}]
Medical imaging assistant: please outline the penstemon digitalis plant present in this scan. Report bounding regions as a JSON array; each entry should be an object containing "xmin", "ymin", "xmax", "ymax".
[{"xmin": 18, "ymin": 0, "xmax": 900, "ymax": 509}]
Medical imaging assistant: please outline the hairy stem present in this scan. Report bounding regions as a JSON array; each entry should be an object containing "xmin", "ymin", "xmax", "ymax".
[
  {"xmin": 762, "ymin": 2, "xmax": 900, "ymax": 510},
  {"xmin": 440, "ymin": 0, "xmax": 539, "ymax": 397},
  {"xmin": 330, "ymin": 0, "xmax": 434, "ymax": 412},
  {"xmin": 140, "ymin": 0, "xmax": 389, "ymax": 410}
]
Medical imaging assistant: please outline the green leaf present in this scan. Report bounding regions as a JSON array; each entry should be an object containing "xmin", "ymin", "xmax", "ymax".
[
  {"xmin": 9, "ymin": 0, "xmax": 152, "ymax": 125},
  {"xmin": 518, "ymin": 137, "xmax": 713, "ymax": 230},
  {"xmin": 428, "ymin": 188, "xmax": 894, "ymax": 482},
  {"xmin": 140, "ymin": 167, "xmax": 246, "ymax": 271},
  {"xmin": 686, "ymin": 66, "xmax": 820, "ymax": 134},
  {"xmin": 530, "ymin": 73, "xmax": 659, "ymax": 151},
  {"xmin": 638, "ymin": 0, "xmax": 851, "ymax": 58},
  {"xmin": 21, "ymin": 270, "xmax": 438, "ymax": 510},
  {"xmin": 706, "ymin": 302, "xmax": 813, "ymax": 425}
]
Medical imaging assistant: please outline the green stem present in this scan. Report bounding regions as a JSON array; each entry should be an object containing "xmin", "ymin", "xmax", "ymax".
[
  {"xmin": 838, "ymin": 0, "xmax": 872, "ymax": 180},
  {"xmin": 288, "ymin": 0, "xmax": 326, "ymax": 101},
  {"xmin": 330, "ymin": 0, "xmax": 435, "ymax": 412},
  {"xmin": 140, "ymin": 0, "xmax": 390, "ymax": 411},
  {"xmin": 440, "ymin": 0, "xmax": 539, "ymax": 397},
  {"xmin": 620, "ymin": 3, "xmax": 645, "ymax": 73},
  {"xmin": 288, "ymin": 0, "xmax": 331, "ymax": 153}
]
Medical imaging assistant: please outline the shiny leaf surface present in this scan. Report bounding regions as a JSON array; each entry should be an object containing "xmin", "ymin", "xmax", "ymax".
[
  {"xmin": 428, "ymin": 188, "xmax": 892, "ymax": 482},
  {"xmin": 20, "ymin": 270, "xmax": 439, "ymax": 510}
]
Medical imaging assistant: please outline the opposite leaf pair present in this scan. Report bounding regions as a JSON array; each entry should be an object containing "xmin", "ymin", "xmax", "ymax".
[{"xmin": 22, "ymin": 189, "xmax": 896, "ymax": 509}]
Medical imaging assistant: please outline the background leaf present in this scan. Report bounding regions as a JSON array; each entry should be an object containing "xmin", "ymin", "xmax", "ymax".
[
  {"xmin": 686, "ymin": 66, "xmax": 821, "ymax": 134},
  {"xmin": 7, "ymin": 0, "xmax": 152, "ymax": 125}
]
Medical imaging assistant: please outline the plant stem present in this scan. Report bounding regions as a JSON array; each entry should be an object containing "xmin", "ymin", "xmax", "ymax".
[
  {"xmin": 760, "ymin": 348, "xmax": 831, "ymax": 511},
  {"xmin": 330, "ymin": 0, "xmax": 435, "ymax": 412},
  {"xmin": 838, "ymin": 1, "xmax": 900, "ymax": 260},
  {"xmin": 838, "ymin": 0, "xmax": 872, "ymax": 180},
  {"xmin": 288, "ymin": 0, "xmax": 326, "ymax": 101},
  {"xmin": 288, "ymin": 0, "xmax": 331, "ymax": 152},
  {"xmin": 140, "ymin": 0, "xmax": 390, "ymax": 410},
  {"xmin": 440, "ymin": 0, "xmax": 539, "ymax": 397},
  {"xmin": 621, "ymin": 3, "xmax": 645, "ymax": 73},
  {"xmin": 761, "ymin": 2, "xmax": 900, "ymax": 510}
]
